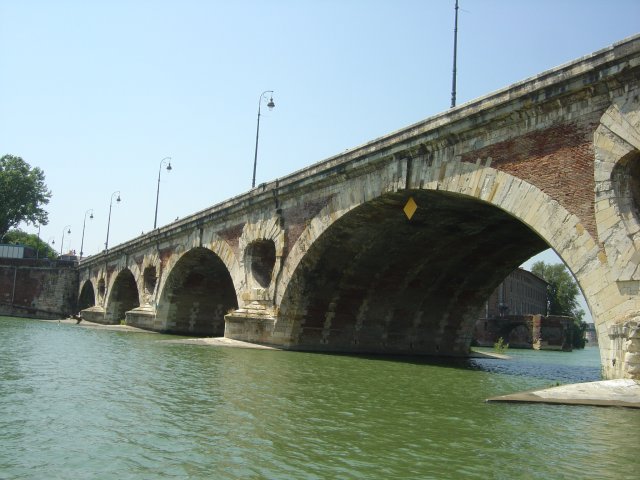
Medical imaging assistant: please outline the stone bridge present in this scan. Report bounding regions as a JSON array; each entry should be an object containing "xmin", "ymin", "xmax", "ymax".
[{"xmin": 79, "ymin": 35, "xmax": 640, "ymax": 380}]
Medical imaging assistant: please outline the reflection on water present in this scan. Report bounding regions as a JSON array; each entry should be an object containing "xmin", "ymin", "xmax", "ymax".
[{"xmin": 0, "ymin": 316, "xmax": 638, "ymax": 480}]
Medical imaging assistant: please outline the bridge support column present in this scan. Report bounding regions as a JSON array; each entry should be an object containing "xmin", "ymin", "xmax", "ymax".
[
  {"xmin": 224, "ymin": 305, "xmax": 276, "ymax": 344},
  {"xmin": 224, "ymin": 288, "xmax": 276, "ymax": 343},
  {"xmin": 80, "ymin": 305, "xmax": 108, "ymax": 324},
  {"xmin": 605, "ymin": 316, "xmax": 640, "ymax": 379},
  {"xmin": 125, "ymin": 304, "xmax": 157, "ymax": 330}
]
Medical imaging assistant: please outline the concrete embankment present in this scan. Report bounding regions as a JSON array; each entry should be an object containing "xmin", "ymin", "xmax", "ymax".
[
  {"xmin": 44, "ymin": 318, "xmax": 277, "ymax": 349},
  {"xmin": 42, "ymin": 317, "xmax": 155, "ymax": 333},
  {"xmin": 487, "ymin": 379, "xmax": 640, "ymax": 409}
]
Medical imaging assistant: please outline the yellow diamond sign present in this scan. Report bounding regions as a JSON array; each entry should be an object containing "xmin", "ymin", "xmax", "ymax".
[{"xmin": 403, "ymin": 197, "xmax": 417, "ymax": 220}]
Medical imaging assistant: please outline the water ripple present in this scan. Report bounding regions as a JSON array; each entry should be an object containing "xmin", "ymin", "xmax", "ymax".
[{"xmin": 1, "ymin": 317, "xmax": 638, "ymax": 479}]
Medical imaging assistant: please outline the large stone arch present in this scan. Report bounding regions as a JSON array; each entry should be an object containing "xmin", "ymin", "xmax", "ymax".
[
  {"xmin": 155, "ymin": 246, "xmax": 238, "ymax": 336},
  {"xmin": 593, "ymin": 95, "xmax": 640, "ymax": 378},
  {"xmin": 278, "ymin": 158, "xmax": 602, "ymax": 308},
  {"xmin": 273, "ymin": 156, "xmax": 624, "ymax": 374},
  {"xmin": 105, "ymin": 268, "xmax": 140, "ymax": 324}
]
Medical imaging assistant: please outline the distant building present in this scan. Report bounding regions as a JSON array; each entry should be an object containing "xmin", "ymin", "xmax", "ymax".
[
  {"xmin": 473, "ymin": 268, "xmax": 574, "ymax": 351},
  {"xmin": 483, "ymin": 267, "xmax": 548, "ymax": 318},
  {"xmin": 0, "ymin": 244, "xmax": 36, "ymax": 259},
  {"xmin": 584, "ymin": 323, "xmax": 598, "ymax": 346}
]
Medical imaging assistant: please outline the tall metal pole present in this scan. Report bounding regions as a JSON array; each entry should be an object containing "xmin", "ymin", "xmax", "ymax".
[
  {"xmin": 252, "ymin": 90, "xmax": 275, "ymax": 188},
  {"xmin": 105, "ymin": 191, "xmax": 120, "ymax": 252},
  {"xmin": 154, "ymin": 157, "xmax": 172, "ymax": 229},
  {"xmin": 450, "ymin": 0, "xmax": 459, "ymax": 108},
  {"xmin": 36, "ymin": 224, "xmax": 41, "ymax": 259},
  {"xmin": 60, "ymin": 225, "xmax": 71, "ymax": 255},
  {"xmin": 80, "ymin": 209, "xmax": 93, "ymax": 259}
]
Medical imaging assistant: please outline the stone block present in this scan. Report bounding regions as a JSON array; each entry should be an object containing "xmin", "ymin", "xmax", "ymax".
[{"xmin": 626, "ymin": 320, "xmax": 640, "ymax": 339}]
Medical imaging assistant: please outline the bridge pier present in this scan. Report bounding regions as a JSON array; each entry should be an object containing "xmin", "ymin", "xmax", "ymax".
[
  {"xmin": 80, "ymin": 305, "xmax": 108, "ymax": 324},
  {"xmin": 224, "ymin": 305, "xmax": 276, "ymax": 344},
  {"xmin": 605, "ymin": 316, "xmax": 640, "ymax": 379},
  {"xmin": 125, "ymin": 304, "xmax": 158, "ymax": 330}
]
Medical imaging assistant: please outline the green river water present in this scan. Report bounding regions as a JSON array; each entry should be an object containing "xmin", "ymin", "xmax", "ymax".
[{"xmin": 0, "ymin": 316, "xmax": 638, "ymax": 479}]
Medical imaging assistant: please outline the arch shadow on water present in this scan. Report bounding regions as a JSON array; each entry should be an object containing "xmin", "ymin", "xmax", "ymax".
[{"xmin": 282, "ymin": 347, "xmax": 603, "ymax": 386}]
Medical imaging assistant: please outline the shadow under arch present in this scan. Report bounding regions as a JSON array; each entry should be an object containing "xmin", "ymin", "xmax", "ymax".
[
  {"xmin": 156, "ymin": 246, "xmax": 238, "ymax": 336},
  {"xmin": 277, "ymin": 189, "xmax": 554, "ymax": 355},
  {"xmin": 106, "ymin": 268, "xmax": 140, "ymax": 323},
  {"xmin": 78, "ymin": 280, "xmax": 96, "ymax": 311}
]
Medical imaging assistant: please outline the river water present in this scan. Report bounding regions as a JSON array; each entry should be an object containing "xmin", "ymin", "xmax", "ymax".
[{"xmin": 0, "ymin": 316, "xmax": 638, "ymax": 479}]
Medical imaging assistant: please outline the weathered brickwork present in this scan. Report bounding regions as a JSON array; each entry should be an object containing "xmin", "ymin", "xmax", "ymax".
[
  {"xmin": 473, "ymin": 314, "xmax": 573, "ymax": 351},
  {"xmin": 0, "ymin": 259, "xmax": 78, "ymax": 319},
  {"xmin": 281, "ymin": 196, "xmax": 333, "ymax": 258},
  {"xmin": 77, "ymin": 35, "xmax": 640, "ymax": 380},
  {"xmin": 461, "ymin": 120, "xmax": 599, "ymax": 239}
]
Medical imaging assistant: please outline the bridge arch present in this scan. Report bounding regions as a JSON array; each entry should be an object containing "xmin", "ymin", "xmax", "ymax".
[
  {"xmin": 78, "ymin": 280, "xmax": 96, "ymax": 311},
  {"xmin": 105, "ymin": 268, "xmax": 140, "ymax": 323},
  {"xmin": 275, "ymin": 158, "xmax": 614, "ymax": 365},
  {"xmin": 155, "ymin": 246, "xmax": 238, "ymax": 335}
]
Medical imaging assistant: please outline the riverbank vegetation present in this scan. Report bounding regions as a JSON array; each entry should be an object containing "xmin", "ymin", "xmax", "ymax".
[{"xmin": 531, "ymin": 261, "xmax": 587, "ymax": 349}]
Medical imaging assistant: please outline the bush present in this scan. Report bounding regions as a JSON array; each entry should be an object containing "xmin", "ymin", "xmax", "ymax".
[{"xmin": 493, "ymin": 337, "xmax": 509, "ymax": 354}]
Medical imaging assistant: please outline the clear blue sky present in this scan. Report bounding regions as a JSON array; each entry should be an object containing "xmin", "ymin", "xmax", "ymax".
[{"xmin": 2, "ymin": 0, "xmax": 639, "ymax": 320}]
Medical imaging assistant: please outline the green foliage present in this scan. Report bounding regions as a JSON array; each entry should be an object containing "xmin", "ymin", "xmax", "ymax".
[
  {"xmin": 531, "ymin": 261, "xmax": 582, "ymax": 316},
  {"xmin": 531, "ymin": 260, "xmax": 587, "ymax": 349},
  {"xmin": 3, "ymin": 229, "xmax": 58, "ymax": 259},
  {"xmin": 0, "ymin": 154, "xmax": 51, "ymax": 238},
  {"xmin": 493, "ymin": 337, "xmax": 509, "ymax": 354},
  {"xmin": 572, "ymin": 320, "xmax": 587, "ymax": 349}
]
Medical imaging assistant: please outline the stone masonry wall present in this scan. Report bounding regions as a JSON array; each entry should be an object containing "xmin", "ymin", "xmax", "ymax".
[{"xmin": 0, "ymin": 259, "xmax": 79, "ymax": 319}]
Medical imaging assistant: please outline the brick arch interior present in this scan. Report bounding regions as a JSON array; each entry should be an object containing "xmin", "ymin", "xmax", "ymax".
[
  {"xmin": 499, "ymin": 322, "xmax": 533, "ymax": 348},
  {"xmin": 278, "ymin": 189, "xmax": 548, "ymax": 355},
  {"xmin": 78, "ymin": 280, "xmax": 96, "ymax": 311},
  {"xmin": 157, "ymin": 247, "xmax": 238, "ymax": 336},
  {"xmin": 106, "ymin": 269, "xmax": 140, "ymax": 323},
  {"xmin": 245, "ymin": 239, "xmax": 276, "ymax": 289}
]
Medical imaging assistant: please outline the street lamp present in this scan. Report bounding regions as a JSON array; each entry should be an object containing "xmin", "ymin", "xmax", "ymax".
[
  {"xmin": 35, "ymin": 224, "xmax": 41, "ymax": 259},
  {"xmin": 252, "ymin": 90, "xmax": 275, "ymax": 188},
  {"xmin": 80, "ymin": 209, "xmax": 94, "ymax": 259},
  {"xmin": 154, "ymin": 157, "xmax": 172, "ymax": 229},
  {"xmin": 104, "ymin": 191, "xmax": 121, "ymax": 252},
  {"xmin": 60, "ymin": 225, "xmax": 71, "ymax": 255}
]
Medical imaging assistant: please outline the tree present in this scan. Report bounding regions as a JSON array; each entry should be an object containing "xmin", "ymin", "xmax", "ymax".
[
  {"xmin": 0, "ymin": 154, "xmax": 51, "ymax": 239},
  {"xmin": 3, "ymin": 229, "xmax": 58, "ymax": 259},
  {"xmin": 531, "ymin": 261, "xmax": 586, "ymax": 348}
]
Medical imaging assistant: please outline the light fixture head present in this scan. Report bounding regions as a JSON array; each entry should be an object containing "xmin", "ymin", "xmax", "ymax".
[
  {"xmin": 116, "ymin": 195, "xmax": 121, "ymax": 203},
  {"xmin": 67, "ymin": 229, "xmax": 71, "ymax": 234},
  {"xmin": 166, "ymin": 162, "xmax": 172, "ymax": 172},
  {"xmin": 267, "ymin": 97, "xmax": 275, "ymax": 110},
  {"xmin": 90, "ymin": 212, "xmax": 94, "ymax": 219}
]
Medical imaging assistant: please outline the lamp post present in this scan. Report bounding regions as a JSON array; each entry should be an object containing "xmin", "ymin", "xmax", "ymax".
[
  {"xmin": 450, "ymin": 0, "xmax": 459, "ymax": 108},
  {"xmin": 35, "ymin": 224, "xmax": 41, "ymax": 259},
  {"xmin": 80, "ymin": 209, "xmax": 94, "ymax": 259},
  {"xmin": 60, "ymin": 225, "xmax": 71, "ymax": 255},
  {"xmin": 252, "ymin": 90, "xmax": 275, "ymax": 188},
  {"xmin": 104, "ymin": 191, "xmax": 121, "ymax": 252},
  {"xmin": 154, "ymin": 157, "xmax": 172, "ymax": 229}
]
